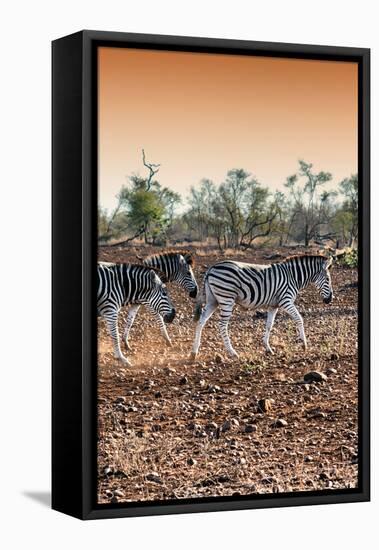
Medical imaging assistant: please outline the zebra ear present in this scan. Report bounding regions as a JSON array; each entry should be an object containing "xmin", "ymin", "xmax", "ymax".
[
  {"xmin": 149, "ymin": 270, "xmax": 158, "ymax": 283},
  {"xmin": 325, "ymin": 256, "xmax": 333, "ymax": 269},
  {"xmin": 183, "ymin": 252, "xmax": 194, "ymax": 266}
]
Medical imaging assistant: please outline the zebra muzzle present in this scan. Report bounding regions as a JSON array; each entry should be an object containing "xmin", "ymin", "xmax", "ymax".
[
  {"xmin": 189, "ymin": 287, "xmax": 198, "ymax": 299},
  {"xmin": 164, "ymin": 309, "xmax": 176, "ymax": 323},
  {"xmin": 323, "ymin": 293, "xmax": 333, "ymax": 304}
]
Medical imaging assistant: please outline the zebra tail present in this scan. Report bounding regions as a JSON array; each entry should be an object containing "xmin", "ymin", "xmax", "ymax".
[{"xmin": 193, "ymin": 277, "xmax": 208, "ymax": 322}]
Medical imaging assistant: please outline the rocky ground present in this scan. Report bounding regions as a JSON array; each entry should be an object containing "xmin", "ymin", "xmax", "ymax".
[{"xmin": 97, "ymin": 245, "xmax": 359, "ymax": 504}]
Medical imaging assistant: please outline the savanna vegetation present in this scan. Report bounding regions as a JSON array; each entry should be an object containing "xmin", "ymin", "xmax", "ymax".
[{"xmin": 98, "ymin": 151, "xmax": 358, "ymax": 259}]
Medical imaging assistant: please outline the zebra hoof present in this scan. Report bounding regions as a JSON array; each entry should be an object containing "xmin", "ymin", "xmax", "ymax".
[
  {"xmin": 118, "ymin": 355, "xmax": 132, "ymax": 366},
  {"xmin": 228, "ymin": 351, "xmax": 239, "ymax": 360},
  {"xmin": 166, "ymin": 340, "xmax": 173, "ymax": 347},
  {"xmin": 125, "ymin": 342, "xmax": 132, "ymax": 352},
  {"xmin": 190, "ymin": 351, "xmax": 198, "ymax": 361}
]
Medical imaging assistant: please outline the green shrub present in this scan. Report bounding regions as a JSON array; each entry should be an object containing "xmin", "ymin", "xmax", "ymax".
[{"xmin": 336, "ymin": 248, "xmax": 358, "ymax": 268}]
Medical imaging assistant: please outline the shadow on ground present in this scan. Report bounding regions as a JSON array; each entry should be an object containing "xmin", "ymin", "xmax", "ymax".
[{"xmin": 23, "ymin": 491, "xmax": 51, "ymax": 507}]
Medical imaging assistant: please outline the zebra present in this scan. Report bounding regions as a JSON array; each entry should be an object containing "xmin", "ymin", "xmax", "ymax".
[
  {"xmin": 123, "ymin": 250, "xmax": 198, "ymax": 350},
  {"xmin": 191, "ymin": 254, "xmax": 333, "ymax": 359},
  {"xmin": 97, "ymin": 262, "xmax": 175, "ymax": 365}
]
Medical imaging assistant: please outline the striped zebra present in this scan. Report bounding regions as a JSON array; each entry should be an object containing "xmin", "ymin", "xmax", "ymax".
[
  {"xmin": 191, "ymin": 254, "xmax": 333, "ymax": 359},
  {"xmin": 98, "ymin": 262, "xmax": 175, "ymax": 365},
  {"xmin": 123, "ymin": 250, "xmax": 198, "ymax": 349}
]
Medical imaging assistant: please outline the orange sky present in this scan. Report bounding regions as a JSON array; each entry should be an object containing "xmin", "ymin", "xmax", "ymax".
[{"xmin": 98, "ymin": 47, "xmax": 358, "ymax": 212}]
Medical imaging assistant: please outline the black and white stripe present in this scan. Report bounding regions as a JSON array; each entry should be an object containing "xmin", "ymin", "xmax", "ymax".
[
  {"xmin": 191, "ymin": 255, "xmax": 333, "ymax": 358},
  {"xmin": 98, "ymin": 262, "xmax": 175, "ymax": 364},
  {"xmin": 124, "ymin": 251, "xmax": 198, "ymax": 349}
]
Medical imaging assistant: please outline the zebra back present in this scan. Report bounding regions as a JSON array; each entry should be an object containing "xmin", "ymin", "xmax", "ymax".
[{"xmin": 97, "ymin": 262, "xmax": 167, "ymax": 313}]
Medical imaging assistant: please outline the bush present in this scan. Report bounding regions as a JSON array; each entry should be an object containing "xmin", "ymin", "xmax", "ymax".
[{"xmin": 336, "ymin": 248, "xmax": 358, "ymax": 268}]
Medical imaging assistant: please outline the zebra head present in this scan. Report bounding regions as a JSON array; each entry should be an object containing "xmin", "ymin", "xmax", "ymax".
[
  {"xmin": 313, "ymin": 257, "xmax": 334, "ymax": 304},
  {"xmin": 147, "ymin": 269, "xmax": 176, "ymax": 323},
  {"xmin": 176, "ymin": 253, "xmax": 198, "ymax": 298}
]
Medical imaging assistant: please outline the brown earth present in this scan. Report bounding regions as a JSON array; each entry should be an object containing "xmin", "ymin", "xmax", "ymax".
[{"xmin": 97, "ymin": 245, "xmax": 359, "ymax": 504}]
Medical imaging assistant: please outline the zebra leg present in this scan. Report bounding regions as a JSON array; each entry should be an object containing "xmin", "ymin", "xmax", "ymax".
[
  {"xmin": 103, "ymin": 309, "xmax": 131, "ymax": 365},
  {"xmin": 123, "ymin": 305, "xmax": 141, "ymax": 351},
  {"xmin": 190, "ymin": 301, "xmax": 218, "ymax": 359},
  {"xmin": 219, "ymin": 303, "xmax": 239, "ymax": 358},
  {"xmin": 281, "ymin": 303, "xmax": 307, "ymax": 349},
  {"xmin": 155, "ymin": 312, "xmax": 172, "ymax": 346},
  {"xmin": 148, "ymin": 306, "xmax": 172, "ymax": 346},
  {"xmin": 263, "ymin": 308, "xmax": 278, "ymax": 354}
]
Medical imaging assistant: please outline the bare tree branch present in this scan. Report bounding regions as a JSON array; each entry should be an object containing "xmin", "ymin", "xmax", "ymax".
[{"xmin": 142, "ymin": 149, "xmax": 161, "ymax": 190}]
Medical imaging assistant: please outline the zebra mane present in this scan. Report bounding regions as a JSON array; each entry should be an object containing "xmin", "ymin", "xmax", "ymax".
[
  {"xmin": 123, "ymin": 263, "xmax": 169, "ymax": 283},
  {"xmin": 143, "ymin": 249, "xmax": 196, "ymax": 266},
  {"xmin": 281, "ymin": 254, "xmax": 329, "ymax": 266}
]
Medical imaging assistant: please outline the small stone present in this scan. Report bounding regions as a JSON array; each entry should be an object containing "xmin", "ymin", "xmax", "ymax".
[
  {"xmin": 103, "ymin": 466, "xmax": 112, "ymax": 476},
  {"xmin": 304, "ymin": 371, "xmax": 328, "ymax": 383},
  {"xmin": 154, "ymin": 391, "xmax": 162, "ymax": 398},
  {"xmin": 231, "ymin": 418, "xmax": 240, "ymax": 428},
  {"xmin": 114, "ymin": 489, "xmax": 124, "ymax": 497},
  {"xmin": 222, "ymin": 420, "xmax": 232, "ymax": 432},
  {"xmin": 207, "ymin": 422, "xmax": 218, "ymax": 431},
  {"xmin": 312, "ymin": 411, "xmax": 327, "ymax": 419},
  {"xmin": 128, "ymin": 406, "xmax": 138, "ymax": 412},
  {"xmin": 180, "ymin": 376, "xmax": 188, "ymax": 385},
  {"xmin": 258, "ymin": 398, "xmax": 273, "ymax": 413},
  {"xmin": 146, "ymin": 472, "xmax": 163, "ymax": 484},
  {"xmin": 199, "ymin": 379, "xmax": 206, "ymax": 388},
  {"xmin": 330, "ymin": 352, "xmax": 339, "ymax": 361},
  {"xmin": 326, "ymin": 367, "xmax": 337, "ymax": 375},
  {"xmin": 152, "ymin": 424, "xmax": 162, "ymax": 432},
  {"xmin": 187, "ymin": 457, "xmax": 197, "ymax": 466},
  {"xmin": 215, "ymin": 353, "xmax": 223, "ymax": 364},
  {"xmin": 115, "ymin": 396, "xmax": 126, "ymax": 403},
  {"xmin": 244, "ymin": 424, "xmax": 257, "ymax": 433},
  {"xmin": 272, "ymin": 419, "xmax": 288, "ymax": 428}
]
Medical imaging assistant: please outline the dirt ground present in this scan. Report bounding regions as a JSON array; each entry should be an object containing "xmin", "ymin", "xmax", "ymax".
[{"xmin": 97, "ymin": 245, "xmax": 359, "ymax": 504}]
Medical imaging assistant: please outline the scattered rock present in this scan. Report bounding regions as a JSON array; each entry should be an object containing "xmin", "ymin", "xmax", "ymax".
[
  {"xmin": 146, "ymin": 472, "xmax": 163, "ymax": 484},
  {"xmin": 244, "ymin": 424, "xmax": 257, "ymax": 433},
  {"xmin": 221, "ymin": 420, "xmax": 232, "ymax": 432},
  {"xmin": 258, "ymin": 398, "xmax": 274, "ymax": 413},
  {"xmin": 115, "ymin": 396, "xmax": 126, "ymax": 404},
  {"xmin": 272, "ymin": 419, "xmax": 288, "ymax": 428},
  {"xmin": 207, "ymin": 421, "xmax": 218, "ymax": 431},
  {"xmin": 151, "ymin": 424, "xmax": 162, "ymax": 432},
  {"xmin": 304, "ymin": 371, "xmax": 328, "ymax": 383},
  {"xmin": 326, "ymin": 367, "xmax": 337, "ymax": 375}
]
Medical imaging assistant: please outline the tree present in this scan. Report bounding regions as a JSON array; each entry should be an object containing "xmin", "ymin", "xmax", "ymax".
[
  {"xmin": 285, "ymin": 160, "xmax": 333, "ymax": 246},
  {"xmin": 339, "ymin": 174, "xmax": 358, "ymax": 246},
  {"xmin": 98, "ymin": 150, "xmax": 181, "ymax": 245}
]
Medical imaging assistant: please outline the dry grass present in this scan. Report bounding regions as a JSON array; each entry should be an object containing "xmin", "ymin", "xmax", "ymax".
[{"xmin": 97, "ymin": 245, "xmax": 359, "ymax": 504}]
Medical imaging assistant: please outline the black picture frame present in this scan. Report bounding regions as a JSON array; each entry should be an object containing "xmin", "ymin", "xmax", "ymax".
[{"xmin": 52, "ymin": 30, "xmax": 370, "ymax": 520}]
